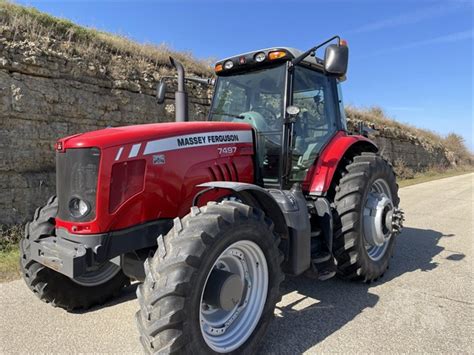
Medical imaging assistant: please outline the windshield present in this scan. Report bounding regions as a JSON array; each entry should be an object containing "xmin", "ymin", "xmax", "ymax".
[
  {"xmin": 209, "ymin": 65, "xmax": 286, "ymax": 131},
  {"xmin": 209, "ymin": 65, "xmax": 287, "ymax": 185}
]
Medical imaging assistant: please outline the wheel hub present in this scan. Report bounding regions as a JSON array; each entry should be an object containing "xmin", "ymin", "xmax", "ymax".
[
  {"xmin": 364, "ymin": 192, "xmax": 394, "ymax": 247},
  {"xmin": 363, "ymin": 178, "xmax": 404, "ymax": 261},
  {"xmin": 203, "ymin": 269, "xmax": 245, "ymax": 311},
  {"xmin": 199, "ymin": 240, "xmax": 268, "ymax": 353}
]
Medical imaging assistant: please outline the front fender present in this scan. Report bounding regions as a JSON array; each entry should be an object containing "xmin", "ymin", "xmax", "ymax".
[
  {"xmin": 196, "ymin": 181, "xmax": 288, "ymax": 240},
  {"xmin": 197, "ymin": 181, "xmax": 315, "ymax": 276}
]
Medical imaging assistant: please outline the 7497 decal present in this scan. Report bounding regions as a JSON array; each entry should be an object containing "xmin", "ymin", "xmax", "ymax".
[{"xmin": 217, "ymin": 146, "xmax": 237, "ymax": 155}]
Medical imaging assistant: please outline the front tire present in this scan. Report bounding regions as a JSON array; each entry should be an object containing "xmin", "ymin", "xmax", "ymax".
[
  {"xmin": 332, "ymin": 152, "xmax": 401, "ymax": 282},
  {"xmin": 20, "ymin": 196, "xmax": 130, "ymax": 311},
  {"xmin": 136, "ymin": 201, "xmax": 284, "ymax": 354}
]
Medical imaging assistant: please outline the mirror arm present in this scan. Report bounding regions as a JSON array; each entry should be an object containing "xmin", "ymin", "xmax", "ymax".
[
  {"xmin": 185, "ymin": 77, "xmax": 215, "ymax": 86},
  {"xmin": 291, "ymin": 35, "xmax": 340, "ymax": 66},
  {"xmin": 159, "ymin": 76, "xmax": 215, "ymax": 86}
]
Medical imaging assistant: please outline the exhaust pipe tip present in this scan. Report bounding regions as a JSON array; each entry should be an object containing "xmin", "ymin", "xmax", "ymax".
[{"xmin": 168, "ymin": 56, "xmax": 188, "ymax": 122}]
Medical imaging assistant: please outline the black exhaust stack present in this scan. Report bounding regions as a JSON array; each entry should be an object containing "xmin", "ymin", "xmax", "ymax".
[{"xmin": 169, "ymin": 57, "xmax": 188, "ymax": 122}]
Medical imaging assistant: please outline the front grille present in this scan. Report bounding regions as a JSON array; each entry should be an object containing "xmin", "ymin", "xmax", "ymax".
[{"xmin": 57, "ymin": 148, "xmax": 100, "ymax": 222}]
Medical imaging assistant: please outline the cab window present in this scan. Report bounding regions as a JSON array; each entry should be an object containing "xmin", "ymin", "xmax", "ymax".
[
  {"xmin": 212, "ymin": 81, "xmax": 247, "ymax": 116},
  {"xmin": 291, "ymin": 66, "xmax": 338, "ymax": 181}
]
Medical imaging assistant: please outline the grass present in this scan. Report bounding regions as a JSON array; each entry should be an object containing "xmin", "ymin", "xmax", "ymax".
[
  {"xmin": 0, "ymin": 0, "xmax": 213, "ymax": 77},
  {"xmin": 0, "ymin": 248, "xmax": 20, "ymax": 282},
  {"xmin": 346, "ymin": 106, "xmax": 473, "ymax": 167},
  {"xmin": 398, "ymin": 167, "xmax": 473, "ymax": 188},
  {"xmin": 346, "ymin": 106, "xmax": 445, "ymax": 147},
  {"xmin": 0, "ymin": 224, "xmax": 22, "ymax": 282}
]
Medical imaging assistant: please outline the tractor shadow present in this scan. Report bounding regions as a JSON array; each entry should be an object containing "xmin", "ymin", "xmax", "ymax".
[
  {"xmin": 260, "ymin": 227, "xmax": 462, "ymax": 354},
  {"xmin": 72, "ymin": 283, "xmax": 139, "ymax": 314}
]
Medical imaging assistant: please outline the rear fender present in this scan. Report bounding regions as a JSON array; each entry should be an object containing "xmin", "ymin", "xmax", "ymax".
[{"xmin": 305, "ymin": 131, "xmax": 378, "ymax": 196}]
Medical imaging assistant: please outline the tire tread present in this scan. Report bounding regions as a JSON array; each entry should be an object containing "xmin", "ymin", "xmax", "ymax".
[{"xmin": 332, "ymin": 152, "xmax": 399, "ymax": 282}]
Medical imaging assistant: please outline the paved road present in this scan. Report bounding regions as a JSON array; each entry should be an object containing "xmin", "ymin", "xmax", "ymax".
[{"xmin": 1, "ymin": 173, "xmax": 473, "ymax": 354}]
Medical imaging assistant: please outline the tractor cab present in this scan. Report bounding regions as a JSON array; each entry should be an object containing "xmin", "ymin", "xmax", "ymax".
[{"xmin": 209, "ymin": 38, "xmax": 349, "ymax": 188}]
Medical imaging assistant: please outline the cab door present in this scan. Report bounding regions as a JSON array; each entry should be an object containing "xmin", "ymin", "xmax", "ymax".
[
  {"xmin": 287, "ymin": 66, "xmax": 340, "ymax": 183},
  {"xmin": 209, "ymin": 65, "xmax": 288, "ymax": 188}
]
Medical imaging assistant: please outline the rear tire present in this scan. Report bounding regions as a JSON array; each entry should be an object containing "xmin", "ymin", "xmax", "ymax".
[
  {"xmin": 136, "ymin": 201, "xmax": 284, "ymax": 354},
  {"xmin": 20, "ymin": 196, "xmax": 130, "ymax": 311},
  {"xmin": 332, "ymin": 152, "xmax": 400, "ymax": 282}
]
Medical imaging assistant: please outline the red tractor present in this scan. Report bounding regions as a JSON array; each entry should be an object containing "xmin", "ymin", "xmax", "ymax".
[{"xmin": 20, "ymin": 36, "xmax": 403, "ymax": 354}]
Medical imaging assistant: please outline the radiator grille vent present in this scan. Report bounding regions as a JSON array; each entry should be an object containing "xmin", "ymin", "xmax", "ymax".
[{"xmin": 208, "ymin": 162, "xmax": 239, "ymax": 181}]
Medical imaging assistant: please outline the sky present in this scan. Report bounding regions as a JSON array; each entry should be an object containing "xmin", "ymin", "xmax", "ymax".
[{"xmin": 15, "ymin": 0, "xmax": 474, "ymax": 150}]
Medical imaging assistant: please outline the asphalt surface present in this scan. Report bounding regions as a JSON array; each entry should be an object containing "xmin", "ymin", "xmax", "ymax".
[{"xmin": 1, "ymin": 173, "xmax": 473, "ymax": 354}]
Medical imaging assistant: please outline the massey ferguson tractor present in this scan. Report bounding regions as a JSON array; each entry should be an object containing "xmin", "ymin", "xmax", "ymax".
[{"xmin": 20, "ymin": 36, "xmax": 403, "ymax": 354}]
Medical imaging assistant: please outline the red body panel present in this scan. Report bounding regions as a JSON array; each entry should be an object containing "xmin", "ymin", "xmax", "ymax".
[
  {"xmin": 56, "ymin": 122, "xmax": 255, "ymax": 234},
  {"xmin": 303, "ymin": 131, "xmax": 376, "ymax": 195}
]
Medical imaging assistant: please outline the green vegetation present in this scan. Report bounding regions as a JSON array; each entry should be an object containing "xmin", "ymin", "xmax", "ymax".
[
  {"xmin": 0, "ymin": 224, "xmax": 22, "ymax": 282},
  {"xmin": 0, "ymin": 248, "xmax": 20, "ymax": 282}
]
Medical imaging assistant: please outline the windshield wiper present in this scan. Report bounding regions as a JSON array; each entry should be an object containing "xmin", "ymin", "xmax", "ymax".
[{"xmin": 210, "ymin": 110, "xmax": 245, "ymax": 119}]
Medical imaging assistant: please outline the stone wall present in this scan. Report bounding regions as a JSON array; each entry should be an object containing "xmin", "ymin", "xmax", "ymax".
[
  {"xmin": 371, "ymin": 136, "xmax": 452, "ymax": 170},
  {"xmin": 0, "ymin": 27, "xmax": 211, "ymax": 224},
  {"xmin": 0, "ymin": 25, "xmax": 456, "ymax": 225},
  {"xmin": 346, "ymin": 119, "xmax": 455, "ymax": 171}
]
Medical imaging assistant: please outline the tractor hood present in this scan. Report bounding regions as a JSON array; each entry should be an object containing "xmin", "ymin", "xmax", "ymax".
[
  {"xmin": 58, "ymin": 121, "xmax": 254, "ymax": 150},
  {"xmin": 54, "ymin": 120, "xmax": 256, "ymax": 235}
]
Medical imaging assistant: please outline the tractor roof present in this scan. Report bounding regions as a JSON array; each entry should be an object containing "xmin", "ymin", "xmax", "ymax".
[{"xmin": 214, "ymin": 47, "xmax": 324, "ymax": 75}]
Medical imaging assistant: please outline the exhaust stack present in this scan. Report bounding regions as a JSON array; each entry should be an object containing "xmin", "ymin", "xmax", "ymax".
[{"xmin": 169, "ymin": 57, "xmax": 188, "ymax": 122}]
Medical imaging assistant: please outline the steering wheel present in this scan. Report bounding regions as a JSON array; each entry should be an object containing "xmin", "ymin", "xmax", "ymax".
[{"xmin": 252, "ymin": 106, "xmax": 278, "ymax": 126}]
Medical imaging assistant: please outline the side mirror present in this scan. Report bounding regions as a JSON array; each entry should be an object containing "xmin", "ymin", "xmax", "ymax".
[
  {"xmin": 156, "ymin": 81, "xmax": 167, "ymax": 104},
  {"xmin": 324, "ymin": 44, "xmax": 349, "ymax": 77}
]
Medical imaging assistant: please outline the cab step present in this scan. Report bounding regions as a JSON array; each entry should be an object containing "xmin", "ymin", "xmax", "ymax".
[{"xmin": 305, "ymin": 252, "xmax": 337, "ymax": 281}]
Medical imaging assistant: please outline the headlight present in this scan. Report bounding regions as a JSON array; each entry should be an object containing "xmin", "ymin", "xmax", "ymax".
[
  {"xmin": 224, "ymin": 60, "xmax": 234, "ymax": 70},
  {"xmin": 254, "ymin": 52, "xmax": 266, "ymax": 63},
  {"xmin": 69, "ymin": 197, "xmax": 90, "ymax": 218}
]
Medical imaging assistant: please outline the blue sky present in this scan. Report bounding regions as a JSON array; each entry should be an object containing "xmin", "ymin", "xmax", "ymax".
[{"xmin": 16, "ymin": 0, "xmax": 473, "ymax": 149}]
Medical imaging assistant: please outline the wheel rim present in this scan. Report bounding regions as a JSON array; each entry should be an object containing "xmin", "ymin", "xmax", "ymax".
[
  {"xmin": 363, "ymin": 179, "xmax": 394, "ymax": 261},
  {"xmin": 220, "ymin": 196, "xmax": 243, "ymax": 203},
  {"xmin": 199, "ymin": 240, "xmax": 268, "ymax": 353},
  {"xmin": 72, "ymin": 257, "xmax": 121, "ymax": 287}
]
